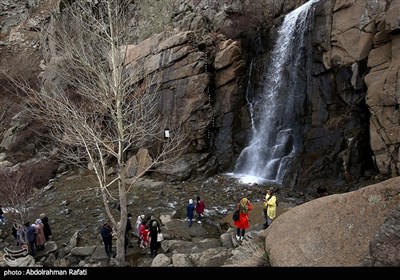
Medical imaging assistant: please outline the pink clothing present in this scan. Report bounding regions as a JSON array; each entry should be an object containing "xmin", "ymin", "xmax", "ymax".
[
  {"xmin": 142, "ymin": 229, "xmax": 149, "ymax": 243},
  {"xmin": 139, "ymin": 224, "xmax": 146, "ymax": 236},
  {"xmin": 196, "ymin": 200, "xmax": 205, "ymax": 215},
  {"xmin": 139, "ymin": 226, "xmax": 150, "ymax": 248},
  {"xmin": 34, "ymin": 223, "xmax": 46, "ymax": 247}
]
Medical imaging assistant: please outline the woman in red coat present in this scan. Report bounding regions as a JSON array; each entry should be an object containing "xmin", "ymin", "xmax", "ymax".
[{"xmin": 234, "ymin": 197, "xmax": 253, "ymax": 241}]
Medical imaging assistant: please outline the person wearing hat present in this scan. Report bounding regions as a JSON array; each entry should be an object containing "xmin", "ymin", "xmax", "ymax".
[
  {"xmin": 263, "ymin": 188, "xmax": 277, "ymax": 229},
  {"xmin": 234, "ymin": 197, "xmax": 253, "ymax": 241},
  {"xmin": 187, "ymin": 199, "xmax": 195, "ymax": 227}
]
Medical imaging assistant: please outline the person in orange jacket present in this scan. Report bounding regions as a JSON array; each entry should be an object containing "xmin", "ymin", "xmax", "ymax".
[{"xmin": 233, "ymin": 197, "xmax": 253, "ymax": 241}]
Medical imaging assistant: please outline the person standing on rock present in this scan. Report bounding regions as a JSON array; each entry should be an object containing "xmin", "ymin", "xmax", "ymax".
[
  {"xmin": 187, "ymin": 199, "xmax": 195, "ymax": 227},
  {"xmin": 139, "ymin": 224, "xmax": 150, "ymax": 248},
  {"xmin": 148, "ymin": 216, "xmax": 161, "ymax": 258},
  {"xmin": 135, "ymin": 214, "xmax": 145, "ymax": 245},
  {"xmin": 125, "ymin": 213, "xmax": 133, "ymax": 253},
  {"xmin": 24, "ymin": 222, "xmax": 36, "ymax": 257},
  {"xmin": 34, "ymin": 219, "xmax": 46, "ymax": 251},
  {"xmin": 262, "ymin": 188, "xmax": 277, "ymax": 229},
  {"xmin": 195, "ymin": 196, "xmax": 205, "ymax": 224},
  {"xmin": 139, "ymin": 220, "xmax": 148, "ymax": 248},
  {"xmin": 234, "ymin": 197, "xmax": 253, "ymax": 242},
  {"xmin": 100, "ymin": 222, "xmax": 113, "ymax": 258},
  {"xmin": 40, "ymin": 213, "xmax": 52, "ymax": 241}
]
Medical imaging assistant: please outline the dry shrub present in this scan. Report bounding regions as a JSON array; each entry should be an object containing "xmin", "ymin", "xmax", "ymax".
[
  {"xmin": 0, "ymin": 169, "xmax": 38, "ymax": 223},
  {"xmin": 327, "ymin": 108, "xmax": 354, "ymax": 130}
]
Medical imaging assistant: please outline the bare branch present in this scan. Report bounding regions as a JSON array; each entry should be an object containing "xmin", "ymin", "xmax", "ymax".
[{"xmin": 0, "ymin": 170, "xmax": 39, "ymax": 225}]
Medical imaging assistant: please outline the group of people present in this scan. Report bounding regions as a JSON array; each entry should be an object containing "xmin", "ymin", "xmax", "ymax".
[
  {"xmin": 186, "ymin": 196, "xmax": 205, "ymax": 227},
  {"xmin": 99, "ymin": 195, "xmax": 206, "ymax": 260},
  {"xmin": 99, "ymin": 190, "xmax": 276, "ymax": 259},
  {"xmin": 2, "ymin": 188, "xmax": 277, "ymax": 261},
  {"xmin": 11, "ymin": 213, "xmax": 52, "ymax": 257},
  {"xmin": 233, "ymin": 188, "xmax": 277, "ymax": 241},
  {"xmin": 185, "ymin": 191, "xmax": 275, "ymax": 239},
  {"xmin": 100, "ymin": 213, "xmax": 163, "ymax": 259},
  {"xmin": 134, "ymin": 215, "xmax": 162, "ymax": 257}
]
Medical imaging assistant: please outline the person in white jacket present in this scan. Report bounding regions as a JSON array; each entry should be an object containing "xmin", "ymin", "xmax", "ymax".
[{"xmin": 135, "ymin": 214, "xmax": 145, "ymax": 245}]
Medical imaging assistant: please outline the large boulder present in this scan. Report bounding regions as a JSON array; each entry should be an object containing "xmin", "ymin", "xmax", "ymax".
[{"xmin": 265, "ymin": 177, "xmax": 400, "ymax": 266}]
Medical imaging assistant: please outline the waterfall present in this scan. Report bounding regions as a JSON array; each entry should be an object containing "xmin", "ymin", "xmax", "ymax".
[{"xmin": 233, "ymin": 0, "xmax": 319, "ymax": 185}]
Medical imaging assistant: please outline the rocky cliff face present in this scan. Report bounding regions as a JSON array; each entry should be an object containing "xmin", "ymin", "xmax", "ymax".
[
  {"xmin": 1, "ymin": 0, "xmax": 400, "ymax": 195},
  {"xmin": 290, "ymin": 0, "xmax": 400, "ymax": 192}
]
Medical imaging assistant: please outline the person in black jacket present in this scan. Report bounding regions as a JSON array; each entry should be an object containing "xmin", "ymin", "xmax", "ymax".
[
  {"xmin": 40, "ymin": 213, "xmax": 52, "ymax": 241},
  {"xmin": 12, "ymin": 223, "xmax": 19, "ymax": 245},
  {"xmin": 148, "ymin": 216, "xmax": 161, "ymax": 258},
  {"xmin": 125, "ymin": 213, "xmax": 133, "ymax": 253},
  {"xmin": 100, "ymin": 222, "xmax": 113, "ymax": 258}
]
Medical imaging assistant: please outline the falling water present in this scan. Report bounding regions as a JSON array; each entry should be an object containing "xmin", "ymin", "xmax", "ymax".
[{"xmin": 234, "ymin": 0, "xmax": 320, "ymax": 185}]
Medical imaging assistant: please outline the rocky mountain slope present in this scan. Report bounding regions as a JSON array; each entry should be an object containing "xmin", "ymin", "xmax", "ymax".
[
  {"xmin": 1, "ymin": 170, "xmax": 398, "ymax": 267},
  {"xmin": 0, "ymin": 0, "xmax": 399, "ymax": 268}
]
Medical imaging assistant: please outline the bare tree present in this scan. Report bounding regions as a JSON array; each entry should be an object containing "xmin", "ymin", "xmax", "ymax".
[
  {"xmin": 0, "ymin": 169, "xmax": 36, "ymax": 256},
  {"xmin": 0, "ymin": 169, "xmax": 39, "ymax": 226},
  {"xmin": 9, "ymin": 0, "xmax": 186, "ymax": 265}
]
